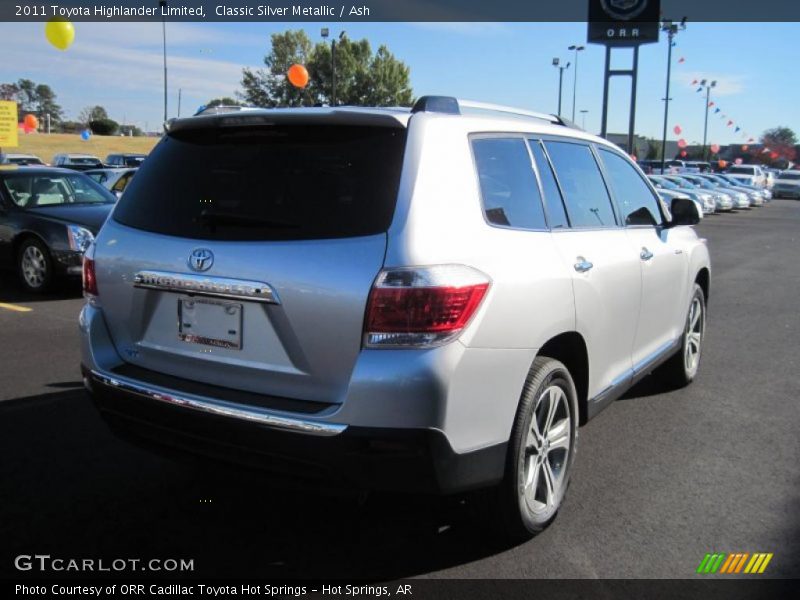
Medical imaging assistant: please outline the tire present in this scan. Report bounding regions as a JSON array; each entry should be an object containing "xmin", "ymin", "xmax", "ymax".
[
  {"xmin": 17, "ymin": 237, "xmax": 55, "ymax": 293},
  {"xmin": 661, "ymin": 283, "xmax": 706, "ymax": 387},
  {"xmin": 495, "ymin": 357, "xmax": 579, "ymax": 541}
]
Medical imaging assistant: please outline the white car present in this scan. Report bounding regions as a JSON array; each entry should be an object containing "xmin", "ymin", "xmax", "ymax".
[
  {"xmin": 655, "ymin": 188, "xmax": 704, "ymax": 219},
  {"xmin": 771, "ymin": 170, "xmax": 800, "ymax": 199},
  {"xmin": 649, "ymin": 175, "xmax": 714, "ymax": 214},
  {"xmin": 725, "ymin": 165, "xmax": 767, "ymax": 188}
]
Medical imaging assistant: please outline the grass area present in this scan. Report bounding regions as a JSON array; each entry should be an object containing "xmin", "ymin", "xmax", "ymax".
[{"xmin": 2, "ymin": 133, "xmax": 159, "ymax": 164}]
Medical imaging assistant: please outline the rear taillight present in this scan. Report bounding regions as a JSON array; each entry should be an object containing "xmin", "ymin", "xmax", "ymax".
[
  {"xmin": 82, "ymin": 256, "xmax": 98, "ymax": 297},
  {"xmin": 365, "ymin": 265, "xmax": 490, "ymax": 347}
]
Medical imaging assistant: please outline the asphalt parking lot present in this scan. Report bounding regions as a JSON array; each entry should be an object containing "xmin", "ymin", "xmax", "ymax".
[{"xmin": 1, "ymin": 201, "xmax": 799, "ymax": 580}]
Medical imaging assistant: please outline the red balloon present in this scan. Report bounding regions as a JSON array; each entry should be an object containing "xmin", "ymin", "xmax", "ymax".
[
  {"xmin": 673, "ymin": 125, "xmax": 682, "ymax": 135},
  {"xmin": 287, "ymin": 63, "xmax": 309, "ymax": 88},
  {"xmin": 24, "ymin": 114, "xmax": 38, "ymax": 129},
  {"xmin": 770, "ymin": 152, "xmax": 779, "ymax": 160},
  {"xmin": 710, "ymin": 143, "xmax": 720, "ymax": 154},
  {"xmin": 677, "ymin": 138, "xmax": 688, "ymax": 149},
  {"xmin": 680, "ymin": 150, "xmax": 688, "ymax": 157},
  {"xmin": 741, "ymin": 145, "xmax": 749, "ymax": 151},
  {"xmin": 734, "ymin": 158, "xmax": 743, "ymax": 165},
  {"xmin": 23, "ymin": 125, "xmax": 34, "ymax": 134}
]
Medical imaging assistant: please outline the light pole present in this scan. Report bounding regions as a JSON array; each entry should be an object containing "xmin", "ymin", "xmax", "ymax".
[
  {"xmin": 321, "ymin": 28, "xmax": 346, "ymax": 106},
  {"xmin": 660, "ymin": 18, "xmax": 686, "ymax": 174},
  {"xmin": 701, "ymin": 79, "xmax": 717, "ymax": 160},
  {"xmin": 160, "ymin": 0, "xmax": 168, "ymax": 123},
  {"xmin": 580, "ymin": 109, "xmax": 589, "ymax": 130},
  {"xmin": 552, "ymin": 58, "xmax": 570, "ymax": 117},
  {"xmin": 568, "ymin": 44, "xmax": 584, "ymax": 123}
]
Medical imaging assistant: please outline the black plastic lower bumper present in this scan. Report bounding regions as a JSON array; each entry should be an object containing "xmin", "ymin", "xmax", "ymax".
[{"xmin": 84, "ymin": 365, "xmax": 507, "ymax": 495}]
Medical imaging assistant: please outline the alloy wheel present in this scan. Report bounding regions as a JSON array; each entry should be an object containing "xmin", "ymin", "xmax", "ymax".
[{"xmin": 21, "ymin": 245, "xmax": 47, "ymax": 288}]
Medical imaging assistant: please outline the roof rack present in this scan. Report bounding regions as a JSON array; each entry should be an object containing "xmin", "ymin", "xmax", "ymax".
[{"xmin": 410, "ymin": 95, "xmax": 579, "ymax": 129}]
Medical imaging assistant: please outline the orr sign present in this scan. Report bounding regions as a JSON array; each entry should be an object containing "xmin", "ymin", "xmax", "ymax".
[{"xmin": 588, "ymin": 0, "xmax": 660, "ymax": 46}]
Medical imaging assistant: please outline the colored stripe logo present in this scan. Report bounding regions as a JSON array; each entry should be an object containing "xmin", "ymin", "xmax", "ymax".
[{"xmin": 696, "ymin": 552, "xmax": 773, "ymax": 574}]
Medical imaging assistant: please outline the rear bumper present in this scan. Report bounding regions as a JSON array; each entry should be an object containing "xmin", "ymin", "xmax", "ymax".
[{"xmin": 83, "ymin": 364, "xmax": 506, "ymax": 494}]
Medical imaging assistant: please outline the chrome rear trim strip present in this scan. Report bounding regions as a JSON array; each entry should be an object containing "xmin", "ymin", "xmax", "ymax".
[
  {"xmin": 90, "ymin": 369, "xmax": 345, "ymax": 436},
  {"xmin": 133, "ymin": 270, "xmax": 280, "ymax": 304}
]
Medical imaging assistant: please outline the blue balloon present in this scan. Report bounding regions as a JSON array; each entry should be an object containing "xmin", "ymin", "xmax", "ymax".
[{"xmin": 80, "ymin": 129, "xmax": 91, "ymax": 141}]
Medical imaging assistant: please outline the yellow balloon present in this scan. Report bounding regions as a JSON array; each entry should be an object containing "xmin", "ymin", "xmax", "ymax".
[{"xmin": 45, "ymin": 19, "xmax": 75, "ymax": 51}]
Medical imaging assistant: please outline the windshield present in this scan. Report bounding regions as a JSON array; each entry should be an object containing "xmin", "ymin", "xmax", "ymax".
[
  {"xmin": 727, "ymin": 166, "xmax": 755, "ymax": 175},
  {"xmin": 778, "ymin": 173, "xmax": 800, "ymax": 181},
  {"xmin": 113, "ymin": 124, "xmax": 407, "ymax": 241},
  {"xmin": 67, "ymin": 157, "xmax": 102, "ymax": 165},
  {"xmin": 669, "ymin": 178, "xmax": 697, "ymax": 189},
  {"xmin": 8, "ymin": 157, "xmax": 43, "ymax": 165},
  {"xmin": 651, "ymin": 177, "xmax": 679, "ymax": 190},
  {"xmin": 2, "ymin": 172, "xmax": 115, "ymax": 207}
]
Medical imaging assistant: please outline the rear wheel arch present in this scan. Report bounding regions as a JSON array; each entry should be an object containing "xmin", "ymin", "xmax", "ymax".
[
  {"xmin": 695, "ymin": 267, "xmax": 710, "ymax": 305},
  {"xmin": 13, "ymin": 231, "xmax": 48, "ymax": 259},
  {"xmin": 537, "ymin": 332, "xmax": 589, "ymax": 425}
]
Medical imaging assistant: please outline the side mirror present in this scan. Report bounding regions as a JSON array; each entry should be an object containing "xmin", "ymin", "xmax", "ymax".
[{"xmin": 667, "ymin": 197, "xmax": 701, "ymax": 227}]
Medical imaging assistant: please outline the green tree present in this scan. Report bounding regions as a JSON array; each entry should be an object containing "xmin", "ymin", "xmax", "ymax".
[
  {"xmin": 205, "ymin": 97, "xmax": 244, "ymax": 109},
  {"xmin": 761, "ymin": 126, "xmax": 797, "ymax": 164},
  {"xmin": 34, "ymin": 84, "xmax": 63, "ymax": 124},
  {"xmin": 78, "ymin": 105, "xmax": 109, "ymax": 124},
  {"xmin": 89, "ymin": 117, "xmax": 119, "ymax": 136},
  {"xmin": 15, "ymin": 79, "xmax": 37, "ymax": 112},
  {"xmin": 0, "ymin": 82, "xmax": 19, "ymax": 101},
  {"xmin": 240, "ymin": 29, "xmax": 413, "ymax": 108}
]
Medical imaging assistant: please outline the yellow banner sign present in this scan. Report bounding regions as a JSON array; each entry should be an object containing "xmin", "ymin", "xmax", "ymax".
[{"xmin": 0, "ymin": 100, "xmax": 19, "ymax": 148}]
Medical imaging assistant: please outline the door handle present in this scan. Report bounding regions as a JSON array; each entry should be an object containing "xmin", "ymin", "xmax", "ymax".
[
  {"xmin": 574, "ymin": 257, "xmax": 594, "ymax": 273},
  {"xmin": 640, "ymin": 247, "xmax": 654, "ymax": 261}
]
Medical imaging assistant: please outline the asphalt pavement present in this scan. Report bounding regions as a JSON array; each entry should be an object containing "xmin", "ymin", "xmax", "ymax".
[{"xmin": 1, "ymin": 201, "xmax": 798, "ymax": 579}]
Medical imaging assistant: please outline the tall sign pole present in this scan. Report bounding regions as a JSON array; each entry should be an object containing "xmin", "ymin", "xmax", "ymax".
[{"xmin": 588, "ymin": 0, "xmax": 661, "ymax": 156}]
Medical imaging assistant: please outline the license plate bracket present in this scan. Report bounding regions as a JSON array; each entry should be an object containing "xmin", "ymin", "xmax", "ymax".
[{"xmin": 178, "ymin": 297, "xmax": 242, "ymax": 350}]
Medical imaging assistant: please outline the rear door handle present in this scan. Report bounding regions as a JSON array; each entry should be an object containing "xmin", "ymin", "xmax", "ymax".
[
  {"xmin": 640, "ymin": 247, "xmax": 654, "ymax": 261},
  {"xmin": 574, "ymin": 257, "xmax": 594, "ymax": 273}
]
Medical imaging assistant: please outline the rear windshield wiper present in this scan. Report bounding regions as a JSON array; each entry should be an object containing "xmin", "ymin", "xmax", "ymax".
[{"xmin": 195, "ymin": 210, "xmax": 300, "ymax": 229}]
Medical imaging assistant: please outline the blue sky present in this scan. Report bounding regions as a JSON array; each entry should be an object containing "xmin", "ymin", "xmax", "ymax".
[{"xmin": 0, "ymin": 20, "xmax": 797, "ymax": 144}]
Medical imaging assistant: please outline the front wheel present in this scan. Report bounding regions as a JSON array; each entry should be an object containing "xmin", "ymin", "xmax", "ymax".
[
  {"xmin": 18, "ymin": 237, "xmax": 55, "ymax": 293},
  {"xmin": 495, "ymin": 357, "xmax": 579, "ymax": 541},
  {"xmin": 661, "ymin": 283, "xmax": 706, "ymax": 386}
]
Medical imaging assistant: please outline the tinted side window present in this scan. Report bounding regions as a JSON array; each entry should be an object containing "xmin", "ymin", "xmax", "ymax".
[
  {"xmin": 528, "ymin": 140, "xmax": 569, "ymax": 229},
  {"xmin": 472, "ymin": 138, "xmax": 547, "ymax": 230},
  {"xmin": 599, "ymin": 149, "xmax": 662, "ymax": 226},
  {"xmin": 544, "ymin": 141, "xmax": 617, "ymax": 228}
]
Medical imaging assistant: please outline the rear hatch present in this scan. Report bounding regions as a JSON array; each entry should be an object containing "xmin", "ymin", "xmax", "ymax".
[{"xmin": 95, "ymin": 116, "xmax": 407, "ymax": 406}]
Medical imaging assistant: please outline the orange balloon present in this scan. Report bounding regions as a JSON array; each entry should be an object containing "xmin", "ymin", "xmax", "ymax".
[
  {"xmin": 287, "ymin": 63, "xmax": 309, "ymax": 88},
  {"xmin": 24, "ymin": 114, "xmax": 39, "ymax": 129}
]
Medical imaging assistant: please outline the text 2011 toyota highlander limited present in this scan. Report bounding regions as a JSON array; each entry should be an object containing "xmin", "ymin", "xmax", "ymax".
[{"xmin": 80, "ymin": 97, "xmax": 710, "ymax": 539}]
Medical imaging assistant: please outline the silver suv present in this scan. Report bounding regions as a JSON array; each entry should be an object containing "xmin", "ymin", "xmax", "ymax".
[{"xmin": 80, "ymin": 97, "xmax": 710, "ymax": 539}]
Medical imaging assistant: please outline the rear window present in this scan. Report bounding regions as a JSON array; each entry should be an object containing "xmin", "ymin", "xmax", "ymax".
[
  {"xmin": 727, "ymin": 166, "xmax": 755, "ymax": 175},
  {"xmin": 113, "ymin": 125, "xmax": 406, "ymax": 241}
]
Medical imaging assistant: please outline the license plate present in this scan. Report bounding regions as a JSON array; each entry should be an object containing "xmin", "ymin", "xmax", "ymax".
[{"xmin": 178, "ymin": 297, "xmax": 242, "ymax": 350}]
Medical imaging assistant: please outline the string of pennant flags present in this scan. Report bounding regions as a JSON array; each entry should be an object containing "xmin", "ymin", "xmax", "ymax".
[{"xmin": 667, "ymin": 47, "xmax": 781, "ymax": 160}]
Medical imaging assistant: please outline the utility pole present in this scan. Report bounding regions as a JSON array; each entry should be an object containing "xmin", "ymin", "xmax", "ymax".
[
  {"xmin": 660, "ymin": 18, "xmax": 686, "ymax": 174},
  {"xmin": 701, "ymin": 79, "xmax": 717, "ymax": 160},
  {"xmin": 552, "ymin": 58, "xmax": 570, "ymax": 117},
  {"xmin": 580, "ymin": 109, "xmax": 589, "ymax": 130},
  {"xmin": 568, "ymin": 44, "xmax": 585, "ymax": 123},
  {"xmin": 160, "ymin": 0, "xmax": 168, "ymax": 123},
  {"xmin": 177, "ymin": 88, "xmax": 182, "ymax": 118}
]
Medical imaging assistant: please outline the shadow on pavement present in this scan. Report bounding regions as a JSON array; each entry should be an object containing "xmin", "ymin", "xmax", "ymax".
[
  {"xmin": 0, "ymin": 271, "xmax": 82, "ymax": 303},
  {"xmin": 0, "ymin": 388, "xmax": 515, "ymax": 579}
]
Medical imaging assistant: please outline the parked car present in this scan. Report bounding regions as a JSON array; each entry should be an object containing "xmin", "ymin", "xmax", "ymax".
[
  {"xmin": 0, "ymin": 153, "xmax": 46, "ymax": 166},
  {"xmin": 105, "ymin": 153, "xmax": 147, "ymax": 168},
  {"xmin": 771, "ymin": 170, "xmax": 800, "ymax": 199},
  {"xmin": 0, "ymin": 166, "xmax": 116, "ymax": 291},
  {"xmin": 52, "ymin": 153, "xmax": 104, "ymax": 171},
  {"xmin": 654, "ymin": 187, "xmax": 704, "ymax": 219},
  {"xmin": 80, "ymin": 98, "xmax": 709, "ymax": 540},
  {"xmin": 649, "ymin": 175, "xmax": 715, "ymax": 214},
  {"xmin": 84, "ymin": 168, "xmax": 138, "ymax": 198},
  {"xmin": 685, "ymin": 161, "xmax": 712, "ymax": 173},
  {"xmin": 661, "ymin": 174, "xmax": 734, "ymax": 211},
  {"xmin": 693, "ymin": 173, "xmax": 761, "ymax": 207},
  {"xmin": 725, "ymin": 164, "xmax": 767, "ymax": 188},
  {"xmin": 715, "ymin": 174, "xmax": 772, "ymax": 202}
]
